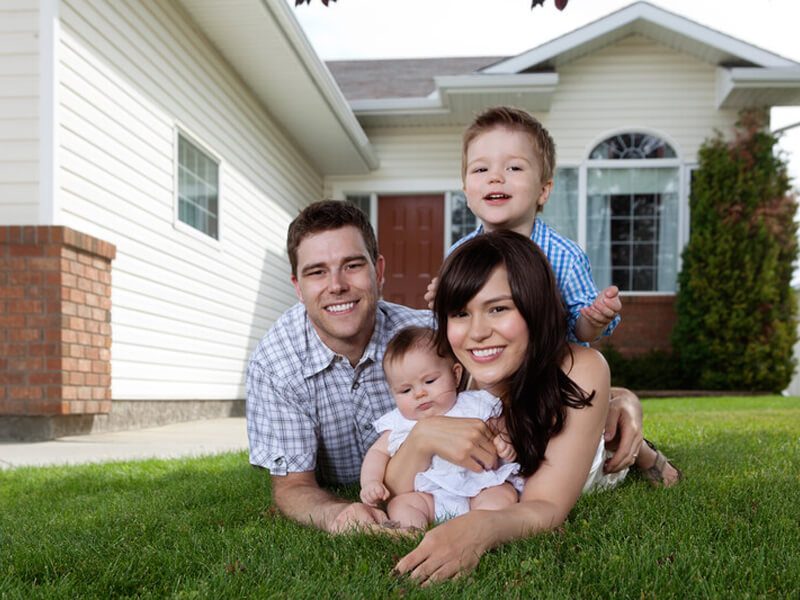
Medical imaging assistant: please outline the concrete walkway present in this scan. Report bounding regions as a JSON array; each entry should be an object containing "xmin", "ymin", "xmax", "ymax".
[{"xmin": 0, "ymin": 418, "xmax": 248, "ymax": 469}]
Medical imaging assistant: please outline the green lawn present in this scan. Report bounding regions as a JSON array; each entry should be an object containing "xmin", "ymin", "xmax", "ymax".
[{"xmin": 1, "ymin": 396, "xmax": 799, "ymax": 599}]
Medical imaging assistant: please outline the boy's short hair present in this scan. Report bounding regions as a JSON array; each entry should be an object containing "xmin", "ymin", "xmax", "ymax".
[
  {"xmin": 383, "ymin": 326, "xmax": 453, "ymax": 370},
  {"xmin": 462, "ymin": 106, "xmax": 556, "ymax": 183},
  {"xmin": 287, "ymin": 200, "xmax": 378, "ymax": 277}
]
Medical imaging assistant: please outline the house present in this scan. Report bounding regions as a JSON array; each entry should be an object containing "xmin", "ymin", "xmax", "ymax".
[{"xmin": 2, "ymin": 1, "xmax": 799, "ymax": 440}]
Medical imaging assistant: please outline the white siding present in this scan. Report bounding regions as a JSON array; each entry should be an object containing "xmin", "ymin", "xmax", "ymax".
[
  {"xmin": 0, "ymin": 0, "xmax": 39, "ymax": 223},
  {"xmin": 329, "ymin": 34, "xmax": 740, "ymax": 191},
  {"xmin": 59, "ymin": 0, "xmax": 323, "ymax": 400},
  {"xmin": 544, "ymin": 35, "xmax": 739, "ymax": 163}
]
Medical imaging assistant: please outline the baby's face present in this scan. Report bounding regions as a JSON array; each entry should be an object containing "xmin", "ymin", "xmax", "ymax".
[{"xmin": 386, "ymin": 347, "xmax": 461, "ymax": 420}]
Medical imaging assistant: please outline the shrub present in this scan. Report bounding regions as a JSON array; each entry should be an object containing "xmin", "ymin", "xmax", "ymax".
[
  {"xmin": 672, "ymin": 110, "xmax": 798, "ymax": 392},
  {"xmin": 600, "ymin": 345, "xmax": 688, "ymax": 390}
]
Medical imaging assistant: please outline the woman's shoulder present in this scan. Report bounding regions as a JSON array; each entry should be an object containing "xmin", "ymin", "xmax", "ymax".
[{"xmin": 561, "ymin": 344, "xmax": 610, "ymax": 389}]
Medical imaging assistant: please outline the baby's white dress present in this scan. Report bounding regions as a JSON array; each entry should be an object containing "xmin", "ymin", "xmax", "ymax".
[{"xmin": 373, "ymin": 389, "xmax": 523, "ymax": 522}]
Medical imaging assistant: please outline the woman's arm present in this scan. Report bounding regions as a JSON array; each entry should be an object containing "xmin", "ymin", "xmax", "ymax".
[
  {"xmin": 383, "ymin": 416, "xmax": 498, "ymax": 495},
  {"xmin": 394, "ymin": 346, "xmax": 610, "ymax": 584}
]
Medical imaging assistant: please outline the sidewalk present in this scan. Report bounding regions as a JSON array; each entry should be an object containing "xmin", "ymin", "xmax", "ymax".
[{"xmin": 0, "ymin": 418, "xmax": 248, "ymax": 469}]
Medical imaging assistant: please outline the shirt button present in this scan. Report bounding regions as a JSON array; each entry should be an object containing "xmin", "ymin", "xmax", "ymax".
[
  {"xmin": 352, "ymin": 382, "xmax": 360, "ymax": 390},
  {"xmin": 363, "ymin": 423, "xmax": 372, "ymax": 431},
  {"xmin": 274, "ymin": 457, "xmax": 283, "ymax": 465}
]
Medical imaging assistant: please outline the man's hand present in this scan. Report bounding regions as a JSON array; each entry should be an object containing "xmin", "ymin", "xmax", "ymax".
[
  {"xmin": 424, "ymin": 277, "xmax": 438, "ymax": 310},
  {"xmin": 603, "ymin": 387, "xmax": 643, "ymax": 473},
  {"xmin": 360, "ymin": 480, "xmax": 390, "ymax": 507},
  {"xmin": 579, "ymin": 285, "xmax": 622, "ymax": 330}
]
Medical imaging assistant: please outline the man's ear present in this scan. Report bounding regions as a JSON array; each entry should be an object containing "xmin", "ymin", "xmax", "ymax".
[
  {"xmin": 375, "ymin": 254, "xmax": 386, "ymax": 294},
  {"xmin": 291, "ymin": 275, "xmax": 304, "ymax": 303},
  {"xmin": 537, "ymin": 179, "xmax": 554, "ymax": 208}
]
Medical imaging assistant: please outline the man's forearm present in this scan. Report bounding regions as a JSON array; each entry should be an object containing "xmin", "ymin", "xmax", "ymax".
[{"xmin": 271, "ymin": 472, "xmax": 348, "ymax": 531}]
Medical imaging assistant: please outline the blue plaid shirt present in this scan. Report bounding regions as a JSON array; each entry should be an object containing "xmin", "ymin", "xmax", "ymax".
[
  {"xmin": 452, "ymin": 220, "xmax": 619, "ymax": 342},
  {"xmin": 246, "ymin": 301, "xmax": 432, "ymax": 484}
]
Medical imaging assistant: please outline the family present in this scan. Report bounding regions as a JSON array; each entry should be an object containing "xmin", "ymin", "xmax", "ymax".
[{"xmin": 246, "ymin": 107, "xmax": 682, "ymax": 583}]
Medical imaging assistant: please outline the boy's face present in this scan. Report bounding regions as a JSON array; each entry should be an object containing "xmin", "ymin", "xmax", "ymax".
[
  {"xmin": 463, "ymin": 127, "xmax": 553, "ymax": 237},
  {"xmin": 386, "ymin": 347, "xmax": 462, "ymax": 421}
]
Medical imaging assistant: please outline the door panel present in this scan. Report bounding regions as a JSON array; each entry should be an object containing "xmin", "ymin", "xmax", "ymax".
[{"xmin": 378, "ymin": 194, "xmax": 444, "ymax": 309}]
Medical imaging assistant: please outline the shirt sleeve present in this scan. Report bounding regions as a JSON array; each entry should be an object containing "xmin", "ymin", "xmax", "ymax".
[{"xmin": 246, "ymin": 357, "xmax": 318, "ymax": 476}]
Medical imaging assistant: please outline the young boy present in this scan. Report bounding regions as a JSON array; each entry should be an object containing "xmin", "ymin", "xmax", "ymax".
[
  {"xmin": 360, "ymin": 326, "xmax": 521, "ymax": 529},
  {"xmin": 426, "ymin": 106, "xmax": 621, "ymax": 344}
]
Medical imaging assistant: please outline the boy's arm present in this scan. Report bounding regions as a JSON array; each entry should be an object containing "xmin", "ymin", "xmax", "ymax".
[
  {"xmin": 575, "ymin": 285, "xmax": 622, "ymax": 342},
  {"xmin": 359, "ymin": 432, "xmax": 392, "ymax": 506}
]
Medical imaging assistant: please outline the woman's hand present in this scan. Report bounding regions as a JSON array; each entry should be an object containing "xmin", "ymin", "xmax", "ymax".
[
  {"xmin": 413, "ymin": 416, "xmax": 498, "ymax": 472},
  {"xmin": 394, "ymin": 511, "xmax": 493, "ymax": 585}
]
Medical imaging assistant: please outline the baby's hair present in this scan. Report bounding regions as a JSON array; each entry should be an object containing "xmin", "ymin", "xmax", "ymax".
[
  {"xmin": 383, "ymin": 326, "xmax": 453, "ymax": 370},
  {"xmin": 462, "ymin": 105, "xmax": 556, "ymax": 184}
]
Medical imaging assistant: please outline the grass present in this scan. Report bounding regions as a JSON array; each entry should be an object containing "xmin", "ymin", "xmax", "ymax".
[{"xmin": 1, "ymin": 396, "xmax": 799, "ymax": 599}]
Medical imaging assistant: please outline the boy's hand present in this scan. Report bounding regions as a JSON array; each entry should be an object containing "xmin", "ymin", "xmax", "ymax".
[
  {"xmin": 493, "ymin": 434, "xmax": 516, "ymax": 462},
  {"xmin": 424, "ymin": 277, "xmax": 438, "ymax": 310},
  {"xmin": 360, "ymin": 481, "xmax": 390, "ymax": 506},
  {"xmin": 580, "ymin": 285, "xmax": 622, "ymax": 329}
]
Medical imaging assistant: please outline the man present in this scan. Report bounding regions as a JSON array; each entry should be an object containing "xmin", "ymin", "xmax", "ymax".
[{"xmin": 247, "ymin": 200, "xmax": 642, "ymax": 532}]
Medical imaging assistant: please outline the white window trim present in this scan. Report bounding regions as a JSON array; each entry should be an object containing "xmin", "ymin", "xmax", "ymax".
[
  {"xmin": 173, "ymin": 126, "xmax": 223, "ymax": 247},
  {"xmin": 579, "ymin": 129, "xmax": 686, "ymax": 295}
]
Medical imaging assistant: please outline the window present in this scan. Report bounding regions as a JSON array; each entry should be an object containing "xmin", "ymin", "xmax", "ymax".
[
  {"xmin": 449, "ymin": 190, "xmax": 478, "ymax": 245},
  {"xmin": 178, "ymin": 134, "xmax": 219, "ymax": 239},
  {"xmin": 586, "ymin": 133, "xmax": 679, "ymax": 292},
  {"xmin": 539, "ymin": 167, "xmax": 578, "ymax": 242},
  {"xmin": 346, "ymin": 194, "xmax": 372, "ymax": 220}
]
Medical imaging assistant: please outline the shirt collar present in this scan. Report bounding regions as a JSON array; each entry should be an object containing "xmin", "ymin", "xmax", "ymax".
[{"xmin": 301, "ymin": 305, "xmax": 385, "ymax": 377}]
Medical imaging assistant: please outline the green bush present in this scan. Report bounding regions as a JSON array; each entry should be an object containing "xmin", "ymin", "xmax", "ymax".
[
  {"xmin": 672, "ymin": 110, "xmax": 798, "ymax": 391},
  {"xmin": 600, "ymin": 345, "xmax": 688, "ymax": 390}
]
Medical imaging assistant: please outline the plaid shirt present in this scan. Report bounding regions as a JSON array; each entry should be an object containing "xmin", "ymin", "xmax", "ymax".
[
  {"xmin": 246, "ymin": 301, "xmax": 432, "ymax": 484},
  {"xmin": 452, "ymin": 219, "xmax": 620, "ymax": 343}
]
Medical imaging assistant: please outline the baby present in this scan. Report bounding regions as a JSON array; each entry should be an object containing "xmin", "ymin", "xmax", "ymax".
[{"xmin": 360, "ymin": 326, "xmax": 522, "ymax": 528}]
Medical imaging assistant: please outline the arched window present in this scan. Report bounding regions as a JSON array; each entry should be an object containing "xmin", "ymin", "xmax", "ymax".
[{"xmin": 585, "ymin": 132, "xmax": 680, "ymax": 292}]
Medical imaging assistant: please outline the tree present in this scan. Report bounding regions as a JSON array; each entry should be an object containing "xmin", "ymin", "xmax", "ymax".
[{"xmin": 672, "ymin": 110, "xmax": 798, "ymax": 391}]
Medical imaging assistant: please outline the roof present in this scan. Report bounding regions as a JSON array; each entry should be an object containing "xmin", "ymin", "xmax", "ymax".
[
  {"xmin": 329, "ymin": 1, "xmax": 800, "ymax": 128},
  {"xmin": 175, "ymin": 0, "xmax": 377, "ymax": 175},
  {"xmin": 327, "ymin": 57, "xmax": 502, "ymax": 101}
]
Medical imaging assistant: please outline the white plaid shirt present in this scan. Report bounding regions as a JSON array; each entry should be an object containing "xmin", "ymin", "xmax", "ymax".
[
  {"xmin": 452, "ymin": 219, "xmax": 620, "ymax": 343},
  {"xmin": 246, "ymin": 301, "xmax": 432, "ymax": 484}
]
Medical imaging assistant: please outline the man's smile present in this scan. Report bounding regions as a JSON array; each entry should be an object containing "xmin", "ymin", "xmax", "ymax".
[{"xmin": 324, "ymin": 300, "xmax": 358, "ymax": 314}]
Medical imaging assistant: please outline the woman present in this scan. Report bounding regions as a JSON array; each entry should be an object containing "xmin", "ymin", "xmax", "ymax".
[{"xmin": 391, "ymin": 230, "xmax": 622, "ymax": 583}]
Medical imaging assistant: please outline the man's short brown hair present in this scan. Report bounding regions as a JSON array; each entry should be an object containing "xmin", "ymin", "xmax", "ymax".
[
  {"xmin": 462, "ymin": 106, "xmax": 556, "ymax": 183},
  {"xmin": 286, "ymin": 200, "xmax": 378, "ymax": 276}
]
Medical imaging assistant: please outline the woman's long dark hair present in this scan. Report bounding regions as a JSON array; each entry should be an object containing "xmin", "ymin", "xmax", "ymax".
[{"xmin": 433, "ymin": 231, "xmax": 595, "ymax": 477}]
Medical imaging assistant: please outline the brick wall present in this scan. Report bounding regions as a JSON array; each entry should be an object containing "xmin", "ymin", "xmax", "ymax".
[
  {"xmin": 0, "ymin": 226, "xmax": 116, "ymax": 417},
  {"xmin": 599, "ymin": 294, "xmax": 677, "ymax": 356}
]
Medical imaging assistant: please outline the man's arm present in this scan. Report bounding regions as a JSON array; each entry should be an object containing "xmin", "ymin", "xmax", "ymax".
[
  {"xmin": 271, "ymin": 471, "xmax": 388, "ymax": 533},
  {"xmin": 603, "ymin": 386, "xmax": 644, "ymax": 473}
]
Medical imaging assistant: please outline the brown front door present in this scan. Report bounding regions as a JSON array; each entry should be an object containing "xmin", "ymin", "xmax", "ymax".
[{"xmin": 378, "ymin": 194, "xmax": 444, "ymax": 309}]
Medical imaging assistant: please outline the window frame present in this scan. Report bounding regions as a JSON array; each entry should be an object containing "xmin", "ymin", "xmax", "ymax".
[
  {"xmin": 173, "ymin": 127, "xmax": 223, "ymax": 245},
  {"xmin": 581, "ymin": 130, "xmax": 684, "ymax": 296}
]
